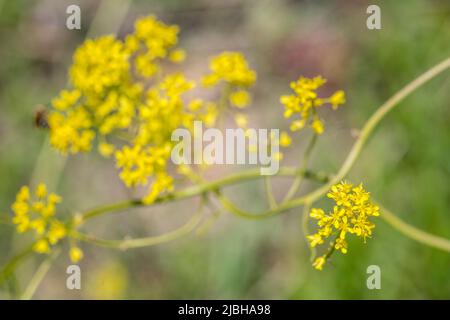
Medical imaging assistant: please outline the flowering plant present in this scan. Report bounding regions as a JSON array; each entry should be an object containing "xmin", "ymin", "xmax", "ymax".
[{"xmin": 1, "ymin": 15, "xmax": 450, "ymax": 298}]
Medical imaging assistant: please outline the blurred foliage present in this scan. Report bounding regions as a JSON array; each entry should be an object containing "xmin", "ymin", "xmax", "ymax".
[{"xmin": 0, "ymin": 0, "xmax": 449, "ymax": 299}]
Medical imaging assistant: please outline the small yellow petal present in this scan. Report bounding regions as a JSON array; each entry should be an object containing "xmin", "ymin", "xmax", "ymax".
[
  {"xmin": 70, "ymin": 247, "xmax": 84, "ymax": 263},
  {"xmin": 35, "ymin": 183, "xmax": 47, "ymax": 198}
]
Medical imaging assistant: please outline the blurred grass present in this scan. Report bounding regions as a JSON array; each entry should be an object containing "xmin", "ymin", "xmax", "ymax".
[{"xmin": 0, "ymin": 0, "xmax": 449, "ymax": 299}]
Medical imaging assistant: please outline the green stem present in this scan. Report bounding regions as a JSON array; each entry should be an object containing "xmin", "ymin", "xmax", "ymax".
[
  {"xmin": 378, "ymin": 203, "xmax": 450, "ymax": 253},
  {"xmin": 72, "ymin": 56, "xmax": 450, "ymax": 253},
  {"xmin": 75, "ymin": 203, "xmax": 204, "ymax": 249},
  {"xmin": 324, "ymin": 236, "xmax": 338, "ymax": 260},
  {"xmin": 0, "ymin": 244, "xmax": 34, "ymax": 286},
  {"xmin": 301, "ymin": 201, "xmax": 316, "ymax": 262},
  {"xmin": 264, "ymin": 176, "xmax": 277, "ymax": 209},
  {"xmin": 298, "ymin": 56, "xmax": 450, "ymax": 205},
  {"xmin": 80, "ymin": 167, "xmax": 329, "ymax": 222},
  {"xmin": 283, "ymin": 133, "xmax": 318, "ymax": 203},
  {"xmin": 20, "ymin": 249, "xmax": 60, "ymax": 300},
  {"xmin": 218, "ymin": 55, "xmax": 450, "ymax": 218}
]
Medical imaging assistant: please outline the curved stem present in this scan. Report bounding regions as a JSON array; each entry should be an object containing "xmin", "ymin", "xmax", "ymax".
[
  {"xmin": 283, "ymin": 133, "xmax": 318, "ymax": 203},
  {"xmin": 79, "ymin": 167, "xmax": 329, "ymax": 222},
  {"xmin": 298, "ymin": 56, "xmax": 450, "ymax": 205},
  {"xmin": 301, "ymin": 201, "xmax": 316, "ymax": 262},
  {"xmin": 75, "ymin": 203, "xmax": 204, "ymax": 249},
  {"xmin": 73, "ymin": 56, "xmax": 450, "ymax": 253},
  {"xmin": 219, "ymin": 56, "xmax": 450, "ymax": 218},
  {"xmin": 264, "ymin": 176, "xmax": 277, "ymax": 209},
  {"xmin": 0, "ymin": 244, "xmax": 35, "ymax": 286},
  {"xmin": 212, "ymin": 189, "xmax": 268, "ymax": 220},
  {"xmin": 20, "ymin": 249, "xmax": 60, "ymax": 300},
  {"xmin": 379, "ymin": 203, "xmax": 450, "ymax": 253}
]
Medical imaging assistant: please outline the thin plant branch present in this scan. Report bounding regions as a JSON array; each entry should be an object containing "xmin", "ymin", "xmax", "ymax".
[
  {"xmin": 283, "ymin": 133, "xmax": 318, "ymax": 203},
  {"xmin": 20, "ymin": 248, "xmax": 60, "ymax": 300},
  {"xmin": 378, "ymin": 203, "xmax": 450, "ymax": 253},
  {"xmin": 75, "ymin": 201, "xmax": 204, "ymax": 250}
]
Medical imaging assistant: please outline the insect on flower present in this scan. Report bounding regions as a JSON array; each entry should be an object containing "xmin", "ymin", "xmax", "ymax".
[{"xmin": 33, "ymin": 106, "xmax": 49, "ymax": 129}]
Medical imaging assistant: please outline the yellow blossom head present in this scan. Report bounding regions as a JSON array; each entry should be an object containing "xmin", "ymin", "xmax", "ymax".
[
  {"xmin": 11, "ymin": 184, "xmax": 67, "ymax": 254},
  {"xmin": 307, "ymin": 182, "xmax": 379, "ymax": 270},
  {"xmin": 280, "ymin": 76, "xmax": 345, "ymax": 134},
  {"xmin": 202, "ymin": 51, "xmax": 256, "ymax": 87},
  {"xmin": 70, "ymin": 246, "xmax": 84, "ymax": 263}
]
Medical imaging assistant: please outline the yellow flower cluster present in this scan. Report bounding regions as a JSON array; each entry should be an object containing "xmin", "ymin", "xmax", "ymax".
[
  {"xmin": 307, "ymin": 182, "xmax": 379, "ymax": 270},
  {"xmin": 11, "ymin": 184, "xmax": 65, "ymax": 254},
  {"xmin": 202, "ymin": 52, "xmax": 256, "ymax": 110},
  {"xmin": 125, "ymin": 15, "xmax": 185, "ymax": 77},
  {"xmin": 48, "ymin": 16, "xmax": 185, "ymax": 156},
  {"xmin": 280, "ymin": 76, "xmax": 345, "ymax": 134},
  {"xmin": 245, "ymin": 129, "xmax": 291, "ymax": 161},
  {"xmin": 10, "ymin": 184, "xmax": 84, "ymax": 262},
  {"xmin": 202, "ymin": 52, "xmax": 256, "ymax": 88},
  {"xmin": 48, "ymin": 16, "xmax": 219, "ymax": 203},
  {"xmin": 114, "ymin": 73, "xmax": 219, "ymax": 203},
  {"xmin": 49, "ymin": 35, "xmax": 142, "ymax": 155},
  {"xmin": 47, "ymin": 14, "xmax": 262, "ymax": 204}
]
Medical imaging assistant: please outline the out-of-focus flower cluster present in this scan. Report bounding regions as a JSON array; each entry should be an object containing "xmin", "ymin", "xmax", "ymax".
[
  {"xmin": 10, "ymin": 183, "xmax": 83, "ymax": 262},
  {"xmin": 280, "ymin": 76, "xmax": 345, "ymax": 134},
  {"xmin": 48, "ymin": 16, "xmax": 258, "ymax": 204},
  {"xmin": 307, "ymin": 182, "xmax": 379, "ymax": 270},
  {"xmin": 202, "ymin": 51, "xmax": 256, "ymax": 128}
]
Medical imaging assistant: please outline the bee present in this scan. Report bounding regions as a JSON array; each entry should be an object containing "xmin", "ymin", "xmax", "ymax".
[{"xmin": 33, "ymin": 105, "xmax": 49, "ymax": 129}]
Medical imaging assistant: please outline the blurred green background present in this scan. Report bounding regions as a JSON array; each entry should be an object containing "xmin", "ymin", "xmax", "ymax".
[{"xmin": 0, "ymin": 0, "xmax": 449, "ymax": 299}]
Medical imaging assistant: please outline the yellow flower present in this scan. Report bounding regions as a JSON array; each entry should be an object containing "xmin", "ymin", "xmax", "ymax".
[
  {"xmin": 45, "ymin": 16, "xmax": 267, "ymax": 210},
  {"xmin": 115, "ymin": 144, "xmax": 155, "ymax": 187},
  {"xmin": 51, "ymin": 89, "xmax": 81, "ymax": 111},
  {"xmin": 289, "ymin": 120, "xmax": 305, "ymax": 132},
  {"xmin": 329, "ymin": 90, "xmax": 345, "ymax": 109},
  {"xmin": 234, "ymin": 113, "xmax": 248, "ymax": 128},
  {"xmin": 16, "ymin": 186, "xmax": 30, "ymax": 202},
  {"xmin": 70, "ymin": 35, "xmax": 130, "ymax": 96},
  {"xmin": 12, "ymin": 201, "xmax": 29, "ymax": 216},
  {"xmin": 312, "ymin": 256, "xmax": 326, "ymax": 271},
  {"xmin": 311, "ymin": 118, "xmax": 324, "ymax": 134},
  {"xmin": 229, "ymin": 90, "xmax": 251, "ymax": 108},
  {"xmin": 280, "ymin": 76, "xmax": 345, "ymax": 134},
  {"xmin": 48, "ymin": 221, "xmax": 67, "ymax": 245},
  {"xmin": 98, "ymin": 142, "xmax": 115, "ymax": 158},
  {"xmin": 202, "ymin": 52, "xmax": 256, "ymax": 87},
  {"xmin": 48, "ymin": 193, "xmax": 62, "ymax": 204},
  {"xmin": 130, "ymin": 15, "xmax": 182, "ymax": 77},
  {"xmin": 86, "ymin": 262, "xmax": 128, "ymax": 299},
  {"xmin": 33, "ymin": 239, "xmax": 51, "ymax": 254},
  {"xmin": 307, "ymin": 182, "xmax": 379, "ymax": 269},
  {"xmin": 334, "ymin": 237, "xmax": 348, "ymax": 254},
  {"xmin": 36, "ymin": 183, "xmax": 47, "ymax": 198},
  {"xmin": 48, "ymin": 107, "xmax": 95, "ymax": 154},
  {"xmin": 143, "ymin": 173, "xmax": 174, "ymax": 204},
  {"xmin": 306, "ymin": 234, "xmax": 323, "ymax": 247},
  {"xmin": 10, "ymin": 184, "xmax": 67, "ymax": 254},
  {"xmin": 12, "ymin": 215, "xmax": 30, "ymax": 233},
  {"xmin": 169, "ymin": 49, "xmax": 186, "ymax": 63},
  {"xmin": 279, "ymin": 131, "xmax": 292, "ymax": 147},
  {"xmin": 310, "ymin": 208, "xmax": 325, "ymax": 220},
  {"xmin": 30, "ymin": 218, "xmax": 46, "ymax": 235},
  {"xmin": 69, "ymin": 246, "xmax": 84, "ymax": 263}
]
